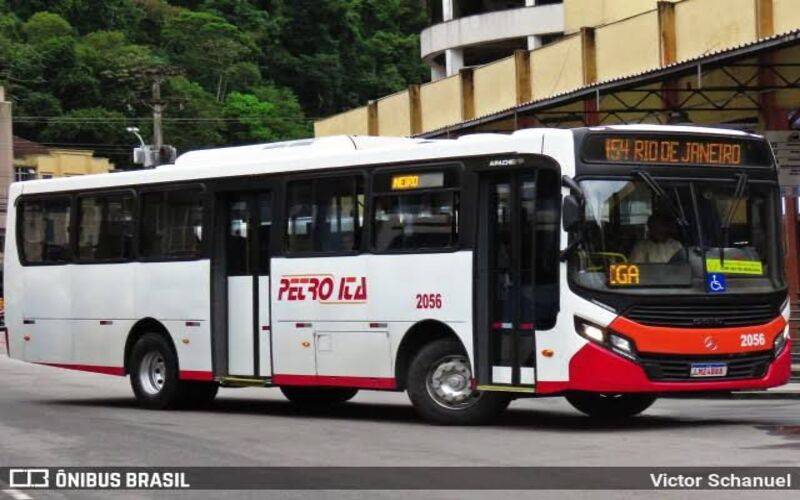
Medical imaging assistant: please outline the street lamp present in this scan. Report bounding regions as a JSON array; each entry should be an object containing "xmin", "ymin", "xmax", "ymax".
[{"xmin": 126, "ymin": 126, "xmax": 146, "ymax": 148}]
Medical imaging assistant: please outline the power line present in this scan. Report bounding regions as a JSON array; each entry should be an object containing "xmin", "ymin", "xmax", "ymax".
[{"xmin": 12, "ymin": 116, "xmax": 317, "ymax": 123}]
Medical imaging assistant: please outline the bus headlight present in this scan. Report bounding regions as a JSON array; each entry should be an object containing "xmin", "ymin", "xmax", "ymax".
[
  {"xmin": 575, "ymin": 317, "xmax": 636, "ymax": 360},
  {"xmin": 774, "ymin": 326, "xmax": 790, "ymax": 356}
]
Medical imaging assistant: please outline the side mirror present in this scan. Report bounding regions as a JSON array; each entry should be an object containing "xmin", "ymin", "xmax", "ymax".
[{"xmin": 562, "ymin": 195, "xmax": 583, "ymax": 232}]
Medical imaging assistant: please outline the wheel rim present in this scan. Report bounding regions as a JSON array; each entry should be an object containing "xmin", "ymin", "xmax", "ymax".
[
  {"xmin": 139, "ymin": 351, "xmax": 167, "ymax": 396},
  {"xmin": 425, "ymin": 354, "xmax": 481, "ymax": 410}
]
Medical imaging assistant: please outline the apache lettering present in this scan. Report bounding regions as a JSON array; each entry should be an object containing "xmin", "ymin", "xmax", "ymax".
[{"xmin": 278, "ymin": 275, "xmax": 368, "ymax": 303}]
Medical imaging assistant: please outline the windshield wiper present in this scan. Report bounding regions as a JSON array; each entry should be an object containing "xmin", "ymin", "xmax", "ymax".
[
  {"xmin": 635, "ymin": 171, "xmax": 692, "ymax": 249},
  {"xmin": 719, "ymin": 173, "xmax": 748, "ymax": 266}
]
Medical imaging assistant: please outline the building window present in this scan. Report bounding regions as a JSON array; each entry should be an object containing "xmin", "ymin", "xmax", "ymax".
[
  {"xmin": 14, "ymin": 168, "xmax": 36, "ymax": 182},
  {"xmin": 285, "ymin": 176, "xmax": 364, "ymax": 254},
  {"xmin": 19, "ymin": 197, "xmax": 72, "ymax": 264},
  {"xmin": 140, "ymin": 189, "xmax": 205, "ymax": 259},
  {"xmin": 77, "ymin": 193, "xmax": 135, "ymax": 261}
]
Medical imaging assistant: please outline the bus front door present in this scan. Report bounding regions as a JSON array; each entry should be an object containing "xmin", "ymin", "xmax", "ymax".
[
  {"xmin": 222, "ymin": 191, "xmax": 273, "ymax": 378},
  {"xmin": 477, "ymin": 172, "xmax": 537, "ymax": 390}
]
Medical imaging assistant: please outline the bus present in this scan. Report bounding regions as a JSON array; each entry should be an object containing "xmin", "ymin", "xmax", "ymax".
[{"xmin": 3, "ymin": 125, "xmax": 792, "ymax": 424}]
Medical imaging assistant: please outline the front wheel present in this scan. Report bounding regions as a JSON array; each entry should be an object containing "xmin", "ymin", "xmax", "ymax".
[
  {"xmin": 407, "ymin": 339, "xmax": 511, "ymax": 425},
  {"xmin": 566, "ymin": 392, "xmax": 656, "ymax": 418}
]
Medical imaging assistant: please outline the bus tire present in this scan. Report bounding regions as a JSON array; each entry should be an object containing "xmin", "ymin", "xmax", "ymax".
[
  {"xmin": 566, "ymin": 392, "xmax": 656, "ymax": 418},
  {"xmin": 129, "ymin": 333, "xmax": 184, "ymax": 410},
  {"xmin": 407, "ymin": 339, "xmax": 510, "ymax": 425},
  {"xmin": 280, "ymin": 387, "xmax": 359, "ymax": 408}
]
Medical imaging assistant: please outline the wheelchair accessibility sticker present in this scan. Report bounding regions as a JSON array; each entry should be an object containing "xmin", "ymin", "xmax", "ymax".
[{"xmin": 707, "ymin": 273, "xmax": 727, "ymax": 293}]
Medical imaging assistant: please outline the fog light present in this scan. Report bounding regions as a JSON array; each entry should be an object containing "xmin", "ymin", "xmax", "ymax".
[
  {"xmin": 774, "ymin": 326, "xmax": 790, "ymax": 356},
  {"xmin": 609, "ymin": 334, "xmax": 632, "ymax": 353}
]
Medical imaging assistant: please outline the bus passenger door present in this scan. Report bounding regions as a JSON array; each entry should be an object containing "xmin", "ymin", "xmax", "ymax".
[
  {"xmin": 222, "ymin": 191, "xmax": 273, "ymax": 377},
  {"xmin": 477, "ymin": 172, "xmax": 538, "ymax": 389}
]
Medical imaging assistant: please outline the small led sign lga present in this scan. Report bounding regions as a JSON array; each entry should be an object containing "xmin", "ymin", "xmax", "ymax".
[{"xmin": 609, "ymin": 264, "xmax": 641, "ymax": 286}]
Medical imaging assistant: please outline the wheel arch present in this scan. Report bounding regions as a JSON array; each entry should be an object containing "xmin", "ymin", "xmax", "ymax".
[
  {"xmin": 394, "ymin": 319, "xmax": 466, "ymax": 390},
  {"xmin": 123, "ymin": 318, "xmax": 178, "ymax": 375}
]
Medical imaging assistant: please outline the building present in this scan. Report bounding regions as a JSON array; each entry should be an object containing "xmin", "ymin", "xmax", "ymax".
[
  {"xmin": 424, "ymin": 0, "xmax": 565, "ymax": 80},
  {"xmin": 13, "ymin": 136, "xmax": 114, "ymax": 181},
  {"xmin": 315, "ymin": 0, "xmax": 800, "ymax": 372}
]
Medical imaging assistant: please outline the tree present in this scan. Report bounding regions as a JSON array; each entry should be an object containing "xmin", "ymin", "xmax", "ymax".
[
  {"xmin": 13, "ymin": 91, "xmax": 62, "ymax": 138},
  {"xmin": 159, "ymin": 76, "xmax": 226, "ymax": 151},
  {"xmin": 40, "ymin": 107, "xmax": 132, "ymax": 165},
  {"xmin": 21, "ymin": 11, "xmax": 73, "ymax": 44},
  {"xmin": 162, "ymin": 9, "xmax": 255, "ymax": 100},
  {"xmin": 1, "ymin": 0, "xmax": 429, "ymax": 167},
  {"xmin": 223, "ymin": 85, "xmax": 310, "ymax": 144}
]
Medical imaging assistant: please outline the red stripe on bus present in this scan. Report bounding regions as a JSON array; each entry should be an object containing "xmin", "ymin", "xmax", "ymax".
[
  {"xmin": 38, "ymin": 363, "xmax": 125, "ymax": 376},
  {"xmin": 273, "ymin": 374, "xmax": 396, "ymax": 390},
  {"xmin": 179, "ymin": 370, "xmax": 214, "ymax": 381}
]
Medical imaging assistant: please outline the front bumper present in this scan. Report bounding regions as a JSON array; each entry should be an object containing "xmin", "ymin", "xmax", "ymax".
[{"xmin": 536, "ymin": 338, "xmax": 791, "ymax": 395}]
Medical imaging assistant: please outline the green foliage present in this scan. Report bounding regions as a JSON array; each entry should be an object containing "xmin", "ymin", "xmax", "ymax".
[
  {"xmin": 22, "ymin": 11, "xmax": 74, "ymax": 44},
  {"xmin": 1, "ymin": 1, "xmax": 429, "ymax": 168},
  {"xmin": 224, "ymin": 86, "xmax": 310, "ymax": 143}
]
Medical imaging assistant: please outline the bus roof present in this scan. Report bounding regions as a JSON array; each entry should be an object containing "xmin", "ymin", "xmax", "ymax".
[
  {"xmin": 12, "ymin": 125, "xmax": 763, "ymax": 197},
  {"xmin": 14, "ymin": 132, "xmax": 530, "ymax": 196}
]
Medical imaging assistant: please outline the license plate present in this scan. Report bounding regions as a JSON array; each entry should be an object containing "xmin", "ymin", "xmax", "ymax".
[{"xmin": 690, "ymin": 363, "xmax": 728, "ymax": 378}]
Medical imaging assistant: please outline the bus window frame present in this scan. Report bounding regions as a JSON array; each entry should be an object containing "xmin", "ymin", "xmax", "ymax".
[
  {"xmin": 74, "ymin": 188, "xmax": 138, "ymax": 265},
  {"xmin": 370, "ymin": 162, "xmax": 464, "ymax": 256},
  {"xmin": 16, "ymin": 193, "xmax": 75, "ymax": 267},
  {"xmin": 567, "ymin": 174, "xmax": 785, "ymax": 297},
  {"xmin": 281, "ymin": 169, "xmax": 369, "ymax": 258},
  {"xmin": 136, "ymin": 182, "xmax": 210, "ymax": 263}
]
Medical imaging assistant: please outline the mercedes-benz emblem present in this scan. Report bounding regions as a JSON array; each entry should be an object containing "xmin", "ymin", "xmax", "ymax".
[{"xmin": 704, "ymin": 336, "xmax": 719, "ymax": 351}]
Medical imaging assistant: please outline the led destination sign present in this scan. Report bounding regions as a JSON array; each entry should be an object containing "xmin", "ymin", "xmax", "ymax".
[{"xmin": 583, "ymin": 134, "xmax": 772, "ymax": 167}]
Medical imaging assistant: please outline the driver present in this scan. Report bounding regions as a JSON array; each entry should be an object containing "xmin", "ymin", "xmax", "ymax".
[{"xmin": 630, "ymin": 212, "xmax": 682, "ymax": 264}]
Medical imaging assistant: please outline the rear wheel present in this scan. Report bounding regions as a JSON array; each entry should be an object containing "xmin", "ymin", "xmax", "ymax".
[
  {"xmin": 407, "ymin": 339, "xmax": 510, "ymax": 425},
  {"xmin": 566, "ymin": 392, "xmax": 656, "ymax": 418},
  {"xmin": 280, "ymin": 387, "xmax": 359, "ymax": 408}
]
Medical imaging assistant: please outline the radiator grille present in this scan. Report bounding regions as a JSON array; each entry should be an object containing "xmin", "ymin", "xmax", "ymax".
[
  {"xmin": 640, "ymin": 352, "xmax": 772, "ymax": 381},
  {"xmin": 624, "ymin": 303, "xmax": 778, "ymax": 328}
]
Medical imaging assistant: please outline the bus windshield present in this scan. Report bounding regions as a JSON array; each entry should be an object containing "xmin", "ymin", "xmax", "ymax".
[{"xmin": 570, "ymin": 177, "xmax": 784, "ymax": 294}]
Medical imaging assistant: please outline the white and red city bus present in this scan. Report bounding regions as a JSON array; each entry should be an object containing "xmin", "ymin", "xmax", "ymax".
[{"xmin": 3, "ymin": 125, "xmax": 792, "ymax": 424}]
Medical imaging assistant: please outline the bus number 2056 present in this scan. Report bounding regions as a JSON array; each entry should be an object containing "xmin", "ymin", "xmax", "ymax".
[{"xmin": 416, "ymin": 293, "xmax": 443, "ymax": 309}]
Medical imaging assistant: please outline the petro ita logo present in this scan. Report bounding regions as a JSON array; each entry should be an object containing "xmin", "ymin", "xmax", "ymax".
[
  {"xmin": 704, "ymin": 336, "xmax": 719, "ymax": 352},
  {"xmin": 278, "ymin": 274, "xmax": 367, "ymax": 304}
]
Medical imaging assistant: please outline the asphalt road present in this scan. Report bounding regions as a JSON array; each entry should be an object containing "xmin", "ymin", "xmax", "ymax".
[{"xmin": 1, "ymin": 352, "xmax": 798, "ymax": 500}]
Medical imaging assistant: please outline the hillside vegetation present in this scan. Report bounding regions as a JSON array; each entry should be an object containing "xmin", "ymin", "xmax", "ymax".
[{"xmin": 0, "ymin": 0, "xmax": 429, "ymax": 166}]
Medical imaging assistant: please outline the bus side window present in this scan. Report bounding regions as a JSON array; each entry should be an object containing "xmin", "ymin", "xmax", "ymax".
[
  {"xmin": 372, "ymin": 191, "xmax": 459, "ymax": 252},
  {"xmin": 19, "ymin": 197, "xmax": 72, "ymax": 265},
  {"xmin": 140, "ymin": 189, "xmax": 205, "ymax": 259},
  {"xmin": 77, "ymin": 193, "xmax": 135, "ymax": 261},
  {"xmin": 285, "ymin": 176, "xmax": 364, "ymax": 254}
]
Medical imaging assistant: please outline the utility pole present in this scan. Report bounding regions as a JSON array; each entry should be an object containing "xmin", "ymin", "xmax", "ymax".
[
  {"xmin": 152, "ymin": 79, "xmax": 164, "ymax": 153},
  {"xmin": 126, "ymin": 66, "xmax": 180, "ymax": 169}
]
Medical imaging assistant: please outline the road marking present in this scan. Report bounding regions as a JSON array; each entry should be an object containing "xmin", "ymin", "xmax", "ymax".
[{"xmin": 2, "ymin": 490, "xmax": 32, "ymax": 500}]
